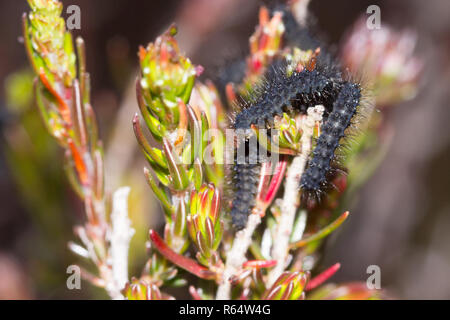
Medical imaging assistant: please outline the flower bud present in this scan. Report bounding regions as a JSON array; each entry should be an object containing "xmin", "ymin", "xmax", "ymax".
[
  {"xmin": 341, "ymin": 18, "xmax": 423, "ymax": 107},
  {"xmin": 139, "ymin": 25, "xmax": 197, "ymax": 128}
]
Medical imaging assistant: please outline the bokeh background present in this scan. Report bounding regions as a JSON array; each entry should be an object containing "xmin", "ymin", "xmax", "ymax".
[{"xmin": 0, "ymin": 0, "xmax": 449, "ymax": 299}]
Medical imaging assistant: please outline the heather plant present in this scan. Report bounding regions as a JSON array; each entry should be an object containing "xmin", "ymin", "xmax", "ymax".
[{"xmin": 21, "ymin": 0, "xmax": 422, "ymax": 300}]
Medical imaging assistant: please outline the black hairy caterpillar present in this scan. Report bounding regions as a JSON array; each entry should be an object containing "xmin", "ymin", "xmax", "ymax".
[
  {"xmin": 300, "ymin": 82, "xmax": 361, "ymax": 191},
  {"xmin": 230, "ymin": 159, "xmax": 261, "ymax": 228},
  {"xmin": 233, "ymin": 64, "xmax": 339, "ymax": 131},
  {"xmin": 229, "ymin": 7, "xmax": 363, "ymax": 230}
]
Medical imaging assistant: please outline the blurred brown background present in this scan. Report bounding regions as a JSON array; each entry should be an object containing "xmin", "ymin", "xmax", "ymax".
[{"xmin": 0, "ymin": 0, "xmax": 449, "ymax": 299}]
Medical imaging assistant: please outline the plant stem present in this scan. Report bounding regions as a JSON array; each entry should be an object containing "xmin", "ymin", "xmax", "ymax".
[
  {"xmin": 216, "ymin": 213, "xmax": 261, "ymax": 300},
  {"xmin": 107, "ymin": 186, "xmax": 135, "ymax": 299},
  {"xmin": 267, "ymin": 105, "xmax": 324, "ymax": 286}
]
